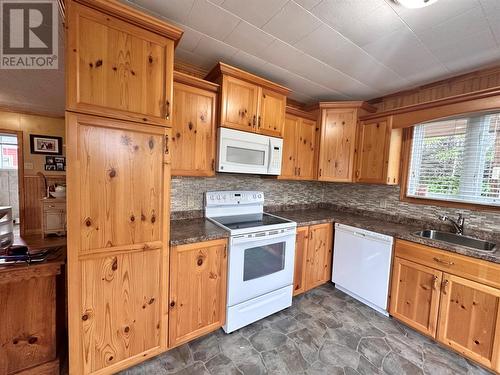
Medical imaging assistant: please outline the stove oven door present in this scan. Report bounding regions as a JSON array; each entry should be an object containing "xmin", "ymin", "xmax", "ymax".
[{"xmin": 228, "ymin": 227, "xmax": 296, "ymax": 307}]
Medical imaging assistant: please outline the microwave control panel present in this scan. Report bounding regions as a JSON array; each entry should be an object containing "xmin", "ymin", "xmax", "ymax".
[{"xmin": 268, "ymin": 138, "xmax": 283, "ymax": 175}]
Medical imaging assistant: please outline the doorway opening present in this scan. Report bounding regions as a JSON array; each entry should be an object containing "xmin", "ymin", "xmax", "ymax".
[{"xmin": 0, "ymin": 132, "xmax": 22, "ymax": 236}]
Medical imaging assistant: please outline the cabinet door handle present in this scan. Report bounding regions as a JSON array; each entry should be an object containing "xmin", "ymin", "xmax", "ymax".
[
  {"xmin": 258, "ymin": 116, "xmax": 261, "ymax": 128},
  {"xmin": 211, "ymin": 159, "xmax": 215, "ymax": 171},
  {"xmin": 253, "ymin": 115, "xmax": 256, "ymax": 127},
  {"xmin": 319, "ymin": 169, "xmax": 322, "ymax": 177},
  {"xmin": 433, "ymin": 275, "xmax": 439, "ymax": 289},
  {"xmin": 441, "ymin": 279, "xmax": 449, "ymax": 294},
  {"xmin": 298, "ymin": 167, "xmax": 301, "ymax": 176},
  {"xmin": 165, "ymin": 100, "xmax": 170, "ymax": 120},
  {"xmin": 433, "ymin": 257, "xmax": 454, "ymax": 266}
]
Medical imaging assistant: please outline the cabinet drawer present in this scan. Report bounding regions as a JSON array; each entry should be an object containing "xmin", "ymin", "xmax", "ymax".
[
  {"xmin": 395, "ymin": 239, "xmax": 500, "ymax": 289},
  {"xmin": 43, "ymin": 203, "xmax": 66, "ymax": 212}
]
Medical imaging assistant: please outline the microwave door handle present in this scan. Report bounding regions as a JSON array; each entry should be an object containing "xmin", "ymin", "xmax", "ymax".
[{"xmin": 267, "ymin": 139, "xmax": 273, "ymax": 172}]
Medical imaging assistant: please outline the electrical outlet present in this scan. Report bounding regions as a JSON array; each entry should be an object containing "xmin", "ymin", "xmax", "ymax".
[{"xmin": 379, "ymin": 199, "xmax": 387, "ymax": 209}]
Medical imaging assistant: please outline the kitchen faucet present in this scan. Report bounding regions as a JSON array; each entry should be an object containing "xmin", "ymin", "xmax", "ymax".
[{"xmin": 439, "ymin": 213, "xmax": 465, "ymax": 235}]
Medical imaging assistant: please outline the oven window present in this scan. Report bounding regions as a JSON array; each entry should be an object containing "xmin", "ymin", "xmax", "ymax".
[
  {"xmin": 227, "ymin": 146, "xmax": 265, "ymax": 166},
  {"xmin": 243, "ymin": 242, "xmax": 285, "ymax": 281}
]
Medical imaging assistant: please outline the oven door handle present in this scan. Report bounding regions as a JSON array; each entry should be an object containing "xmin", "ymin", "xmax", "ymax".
[{"xmin": 232, "ymin": 228, "xmax": 296, "ymax": 245}]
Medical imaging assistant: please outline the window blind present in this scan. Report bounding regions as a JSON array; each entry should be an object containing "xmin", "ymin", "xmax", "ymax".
[{"xmin": 407, "ymin": 112, "xmax": 500, "ymax": 206}]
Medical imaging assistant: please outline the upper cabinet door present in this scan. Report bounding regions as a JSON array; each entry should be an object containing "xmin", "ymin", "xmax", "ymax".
[
  {"xmin": 318, "ymin": 109, "xmax": 357, "ymax": 182},
  {"xmin": 258, "ymin": 89, "xmax": 286, "ymax": 137},
  {"xmin": 355, "ymin": 119, "xmax": 391, "ymax": 183},
  {"xmin": 437, "ymin": 273, "xmax": 500, "ymax": 372},
  {"xmin": 296, "ymin": 118, "xmax": 317, "ymax": 180},
  {"xmin": 220, "ymin": 76, "xmax": 260, "ymax": 132},
  {"xmin": 281, "ymin": 115, "xmax": 299, "ymax": 179},
  {"xmin": 67, "ymin": 2, "xmax": 174, "ymax": 126},
  {"xmin": 171, "ymin": 82, "xmax": 217, "ymax": 176}
]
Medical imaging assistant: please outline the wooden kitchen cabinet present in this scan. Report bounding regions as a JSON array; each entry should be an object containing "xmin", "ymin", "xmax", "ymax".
[
  {"xmin": 0, "ymin": 262, "xmax": 62, "ymax": 375},
  {"xmin": 304, "ymin": 223, "xmax": 333, "ymax": 291},
  {"xmin": 66, "ymin": 0, "xmax": 182, "ymax": 127},
  {"xmin": 389, "ymin": 257, "xmax": 442, "ymax": 338},
  {"xmin": 293, "ymin": 226, "xmax": 309, "ymax": 296},
  {"xmin": 391, "ymin": 239, "xmax": 500, "ymax": 373},
  {"xmin": 280, "ymin": 107, "xmax": 318, "ymax": 180},
  {"xmin": 312, "ymin": 102, "xmax": 375, "ymax": 182},
  {"xmin": 206, "ymin": 62, "xmax": 290, "ymax": 137},
  {"xmin": 172, "ymin": 72, "xmax": 218, "ymax": 176},
  {"xmin": 259, "ymin": 89, "xmax": 286, "ymax": 137},
  {"xmin": 66, "ymin": 113, "xmax": 172, "ymax": 375},
  {"xmin": 355, "ymin": 116, "xmax": 402, "ymax": 184},
  {"xmin": 169, "ymin": 239, "xmax": 227, "ymax": 348},
  {"xmin": 437, "ymin": 274, "xmax": 500, "ymax": 371}
]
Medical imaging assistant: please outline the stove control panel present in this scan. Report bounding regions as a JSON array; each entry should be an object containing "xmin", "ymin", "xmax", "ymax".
[{"xmin": 205, "ymin": 191, "xmax": 264, "ymax": 206}]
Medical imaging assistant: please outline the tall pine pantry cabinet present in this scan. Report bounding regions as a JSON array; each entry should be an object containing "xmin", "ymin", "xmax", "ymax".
[{"xmin": 65, "ymin": 1, "xmax": 182, "ymax": 374}]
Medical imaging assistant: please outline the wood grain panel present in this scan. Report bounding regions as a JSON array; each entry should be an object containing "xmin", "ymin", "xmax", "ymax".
[
  {"xmin": 389, "ymin": 257, "xmax": 442, "ymax": 338},
  {"xmin": 259, "ymin": 88, "xmax": 285, "ymax": 137},
  {"xmin": 169, "ymin": 239, "xmax": 227, "ymax": 347},
  {"xmin": 293, "ymin": 226, "xmax": 309, "ymax": 296},
  {"xmin": 296, "ymin": 118, "xmax": 317, "ymax": 180},
  {"xmin": 355, "ymin": 119, "xmax": 390, "ymax": 183},
  {"xmin": 0, "ymin": 272, "xmax": 59, "ymax": 374},
  {"xmin": 77, "ymin": 123, "xmax": 164, "ymax": 253},
  {"xmin": 318, "ymin": 109, "xmax": 357, "ymax": 182},
  {"xmin": 280, "ymin": 115, "xmax": 299, "ymax": 179},
  {"xmin": 305, "ymin": 223, "xmax": 333, "ymax": 291},
  {"xmin": 171, "ymin": 82, "xmax": 217, "ymax": 176},
  {"xmin": 23, "ymin": 176, "xmax": 44, "ymax": 234},
  {"xmin": 437, "ymin": 273, "xmax": 500, "ymax": 370},
  {"xmin": 67, "ymin": 1, "xmax": 174, "ymax": 126},
  {"xmin": 80, "ymin": 249, "xmax": 162, "ymax": 374},
  {"xmin": 220, "ymin": 76, "xmax": 260, "ymax": 132}
]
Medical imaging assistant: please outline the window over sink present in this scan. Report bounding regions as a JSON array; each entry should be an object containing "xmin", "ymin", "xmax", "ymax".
[{"xmin": 406, "ymin": 112, "xmax": 500, "ymax": 207}]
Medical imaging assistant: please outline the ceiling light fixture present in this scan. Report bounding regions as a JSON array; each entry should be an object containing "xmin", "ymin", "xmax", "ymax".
[{"xmin": 394, "ymin": 0, "xmax": 439, "ymax": 8}]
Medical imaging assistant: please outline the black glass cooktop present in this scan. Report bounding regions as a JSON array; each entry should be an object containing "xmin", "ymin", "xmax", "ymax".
[{"xmin": 211, "ymin": 213, "xmax": 291, "ymax": 230}]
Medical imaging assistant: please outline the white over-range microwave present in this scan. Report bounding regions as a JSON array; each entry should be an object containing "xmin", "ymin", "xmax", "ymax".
[{"xmin": 217, "ymin": 127, "xmax": 283, "ymax": 175}]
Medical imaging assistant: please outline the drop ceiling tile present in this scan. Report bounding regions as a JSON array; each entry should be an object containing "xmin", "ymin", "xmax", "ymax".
[
  {"xmin": 175, "ymin": 48, "xmax": 215, "ymax": 69},
  {"xmin": 293, "ymin": 24, "xmax": 352, "ymax": 61},
  {"xmin": 129, "ymin": 0, "xmax": 195, "ymax": 24},
  {"xmin": 335, "ymin": 4, "xmax": 407, "ymax": 46},
  {"xmin": 192, "ymin": 36, "xmax": 238, "ymax": 64},
  {"xmin": 177, "ymin": 26, "xmax": 203, "ymax": 52},
  {"xmin": 293, "ymin": 0, "xmax": 322, "ymax": 11},
  {"xmin": 415, "ymin": 7, "xmax": 490, "ymax": 52},
  {"xmin": 390, "ymin": 0, "xmax": 479, "ymax": 32},
  {"xmin": 262, "ymin": 1, "xmax": 322, "ymax": 44},
  {"xmin": 444, "ymin": 48, "xmax": 500, "ymax": 73},
  {"xmin": 224, "ymin": 21, "xmax": 275, "ymax": 56},
  {"xmin": 186, "ymin": 0, "xmax": 240, "ymax": 40},
  {"xmin": 488, "ymin": 15, "xmax": 500, "ymax": 44},
  {"xmin": 479, "ymin": 0, "xmax": 500, "ymax": 16},
  {"xmin": 257, "ymin": 39, "xmax": 305, "ymax": 71},
  {"xmin": 288, "ymin": 91, "xmax": 316, "ymax": 104},
  {"xmin": 218, "ymin": 0, "xmax": 288, "ymax": 27},
  {"xmin": 228, "ymin": 50, "xmax": 270, "ymax": 77}
]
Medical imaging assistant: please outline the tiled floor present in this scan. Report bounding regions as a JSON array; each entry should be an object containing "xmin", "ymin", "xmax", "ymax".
[{"xmin": 122, "ymin": 283, "xmax": 492, "ymax": 375}]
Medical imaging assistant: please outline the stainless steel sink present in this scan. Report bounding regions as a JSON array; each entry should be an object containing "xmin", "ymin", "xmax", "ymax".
[{"xmin": 413, "ymin": 230, "xmax": 496, "ymax": 252}]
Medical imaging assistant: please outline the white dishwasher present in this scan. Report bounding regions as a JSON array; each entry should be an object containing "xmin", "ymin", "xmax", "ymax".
[{"xmin": 332, "ymin": 223, "xmax": 393, "ymax": 316}]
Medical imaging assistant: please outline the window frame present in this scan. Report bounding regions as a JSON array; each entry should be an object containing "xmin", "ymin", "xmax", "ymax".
[{"xmin": 400, "ymin": 126, "xmax": 500, "ymax": 212}]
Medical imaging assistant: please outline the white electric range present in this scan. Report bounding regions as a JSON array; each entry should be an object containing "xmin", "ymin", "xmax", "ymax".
[{"xmin": 205, "ymin": 191, "xmax": 297, "ymax": 333}]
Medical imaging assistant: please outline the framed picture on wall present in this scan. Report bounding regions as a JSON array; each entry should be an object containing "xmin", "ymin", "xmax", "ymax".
[{"xmin": 30, "ymin": 134, "xmax": 63, "ymax": 155}]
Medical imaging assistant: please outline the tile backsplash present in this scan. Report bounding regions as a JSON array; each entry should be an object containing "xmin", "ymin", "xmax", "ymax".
[{"xmin": 171, "ymin": 174, "xmax": 500, "ymax": 233}]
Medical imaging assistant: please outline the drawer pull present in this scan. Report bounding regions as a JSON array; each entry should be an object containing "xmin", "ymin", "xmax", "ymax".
[{"xmin": 433, "ymin": 257, "xmax": 454, "ymax": 266}]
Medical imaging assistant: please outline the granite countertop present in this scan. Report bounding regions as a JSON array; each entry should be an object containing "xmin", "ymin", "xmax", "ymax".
[
  {"xmin": 170, "ymin": 208, "xmax": 500, "ymax": 264},
  {"xmin": 170, "ymin": 218, "xmax": 229, "ymax": 246}
]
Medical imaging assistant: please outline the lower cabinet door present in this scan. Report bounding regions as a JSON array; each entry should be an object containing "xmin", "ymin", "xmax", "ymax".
[
  {"xmin": 80, "ymin": 249, "xmax": 162, "ymax": 374},
  {"xmin": 304, "ymin": 223, "xmax": 333, "ymax": 291},
  {"xmin": 169, "ymin": 239, "xmax": 227, "ymax": 348},
  {"xmin": 437, "ymin": 273, "xmax": 500, "ymax": 371},
  {"xmin": 389, "ymin": 257, "xmax": 442, "ymax": 338},
  {"xmin": 293, "ymin": 226, "xmax": 309, "ymax": 296}
]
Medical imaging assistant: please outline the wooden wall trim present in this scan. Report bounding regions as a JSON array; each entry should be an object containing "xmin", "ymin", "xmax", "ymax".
[
  {"xmin": 174, "ymin": 60, "xmax": 208, "ymax": 79},
  {"xmin": 205, "ymin": 62, "xmax": 292, "ymax": 96},
  {"xmin": 285, "ymin": 105, "xmax": 317, "ymax": 121},
  {"xmin": 370, "ymin": 65, "xmax": 500, "ymax": 112},
  {"xmin": 173, "ymin": 71, "xmax": 219, "ymax": 93},
  {"xmin": 72, "ymin": 0, "xmax": 183, "ymax": 43},
  {"xmin": 305, "ymin": 101, "xmax": 377, "ymax": 113}
]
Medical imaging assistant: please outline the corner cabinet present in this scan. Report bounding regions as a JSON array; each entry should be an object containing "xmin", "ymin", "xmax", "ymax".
[
  {"xmin": 314, "ymin": 102, "xmax": 375, "ymax": 182},
  {"xmin": 280, "ymin": 107, "xmax": 318, "ymax": 180},
  {"xmin": 66, "ymin": 0, "xmax": 182, "ymax": 127},
  {"xmin": 390, "ymin": 240, "xmax": 500, "ymax": 373},
  {"xmin": 206, "ymin": 62, "xmax": 290, "ymax": 137},
  {"xmin": 293, "ymin": 223, "xmax": 333, "ymax": 295},
  {"xmin": 168, "ymin": 239, "xmax": 228, "ymax": 348},
  {"xmin": 171, "ymin": 72, "xmax": 218, "ymax": 176},
  {"xmin": 355, "ymin": 116, "xmax": 402, "ymax": 185},
  {"xmin": 66, "ymin": 113, "xmax": 172, "ymax": 375}
]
